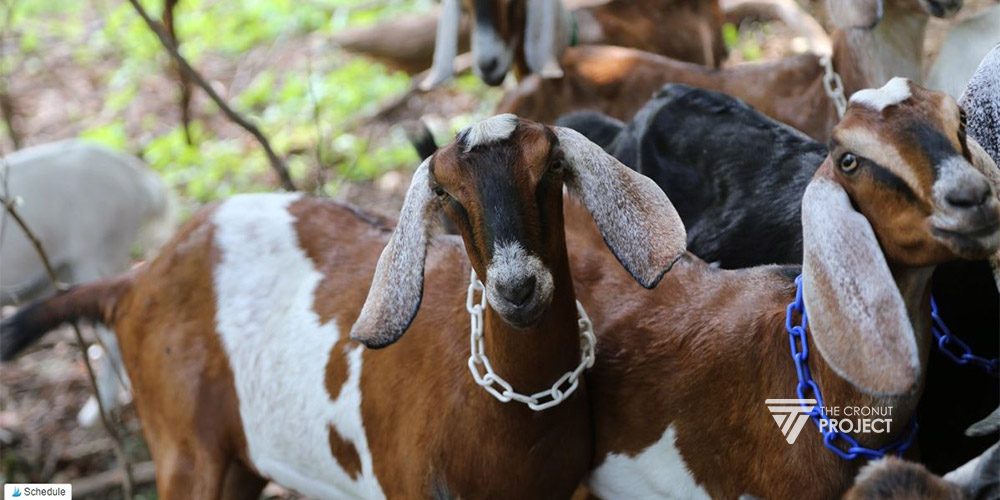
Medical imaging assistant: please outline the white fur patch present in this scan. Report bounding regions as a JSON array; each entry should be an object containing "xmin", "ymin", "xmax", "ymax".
[
  {"xmin": 460, "ymin": 114, "xmax": 518, "ymax": 152},
  {"xmin": 587, "ymin": 425, "xmax": 712, "ymax": 500},
  {"xmin": 850, "ymin": 77, "xmax": 913, "ymax": 112},
  {"xmin": 212, "ymin": 194, "xmax": 386, "ymax": 500}
]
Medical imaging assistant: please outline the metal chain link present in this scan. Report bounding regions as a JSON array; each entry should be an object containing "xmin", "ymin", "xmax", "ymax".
[
  {"xmin": 785, "ymin": 275, "xmax": 918, "ymax": 460},
  {"xmin": 930, "ymin": 297, "xmax": 999, "ymax": 377},
  {"xmin": 466, "ymin": 269, "xmax": 597, "ymax": 411},
  {"xmin": 820, "ymin": 55, "xmax": 848, "ymax": 119}
]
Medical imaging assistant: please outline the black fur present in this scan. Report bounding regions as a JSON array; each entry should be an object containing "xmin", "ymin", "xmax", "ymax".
[
  {"xmin": 557, "ymin": 84, "xmax": 999, "ymax": 473},
  {"xmin": 1, "ymin": 292, "xmax": 77, "ymax": 361},
  {"xmin": 553, "ymin": 111, "xmax": 626, "ymax": 153},
  {"xmin": 404, "ymin": 120, "xmax": 439, "ymax": 161}
]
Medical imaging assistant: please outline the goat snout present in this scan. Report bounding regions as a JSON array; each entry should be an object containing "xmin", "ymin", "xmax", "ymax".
[
  {"xmin": 931, "ymin": 160, "xmax": 1000, "ymax": 255},
  {"xmin": 485, "ymin": 242, "xmax": 555, "ymax": 328},
  {"xmin": 477, "ymin": 57, "xmax": 507, "ymax": 86},
  {"xmin": 496, "ymin": 275, "xmax": 536, "ymax": 306},
  {"xmin": 944, "ymin": 179, "xmax": 991, "ymax": 210}
]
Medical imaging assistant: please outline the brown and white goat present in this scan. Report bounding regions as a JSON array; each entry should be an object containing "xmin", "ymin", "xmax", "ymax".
[
  {"xmin": 421, "ymin": 0, "xmax": 726, "ymax": 89},
  {"xmin": 561, "ymin": 81, "xmax": 1000, "ymax": 498},
  {"xmin": 0, "ymin": 115, "xmax": 685, "ymax": 499},
  {"xmin": 497, "ymin": 0, "xmax": 959, "ymax": 139}
]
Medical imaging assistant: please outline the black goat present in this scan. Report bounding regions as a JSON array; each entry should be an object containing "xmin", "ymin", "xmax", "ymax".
[{"xmin": 554, "ymin": 83, "xmax": 999, "ymax": 474}]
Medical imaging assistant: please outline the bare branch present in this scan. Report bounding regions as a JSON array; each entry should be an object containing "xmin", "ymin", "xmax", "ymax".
[
  {"xmin": 0, "ymin": 190, "xmax": 136, "ymax": 499},
  {"xmin": 125, "ymin": 0, "xmax": 297, "ymax": 191}
]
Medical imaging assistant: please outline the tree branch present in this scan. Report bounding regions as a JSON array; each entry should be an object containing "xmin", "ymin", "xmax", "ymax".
[
  {"xmin": 0, "ymin": 191, "xmax": 135, "ymax": 499},
  {"xmin": 126, "ymin": 0, "xmax": 297, "ymax": 191}
]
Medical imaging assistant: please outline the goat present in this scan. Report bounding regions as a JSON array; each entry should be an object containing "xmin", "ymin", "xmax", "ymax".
[
  {"xmin": 0, "ymin": 115, "xmax": 684, "ymax": 499},
  {"xmin": 497, "ymin": 0, "xmax": 955, "ymax": 139},
  {"xmin": 843, "ymin": 445, "xmax": 999, "ymax": 499},
  {"xmin": 421, "ymin": 0, "xmax": 726, "ymax": 89},
  {"xmin": 741, "ymin": 440, "xmax": 999, "ymax": 500},
  {"xmin": 1, "ymin": 139, "xmax": 174, "ymax": 425},
  {"xmin": 559, "ymin": 80, "xmax": 1000, "ymax": 499},
  {"xmin": 926, "ymin": 8, "xmax": 1000, "ymax": 100},
  {"xmin": 558, "ymin": 80, "xmax": 1000, "ymax": 472}
]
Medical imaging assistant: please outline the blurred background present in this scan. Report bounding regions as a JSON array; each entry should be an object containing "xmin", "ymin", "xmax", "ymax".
[{"xmin": 0, "ymin": 0, "xmax": 992, "ymax": 496}]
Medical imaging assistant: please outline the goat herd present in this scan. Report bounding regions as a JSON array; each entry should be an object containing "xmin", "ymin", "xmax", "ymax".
[{"xmin": 2, "ymin": 0, "xmax": 1000, "ymax": 499}]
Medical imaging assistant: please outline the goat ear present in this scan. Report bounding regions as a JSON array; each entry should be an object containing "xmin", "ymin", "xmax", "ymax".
[
  {"xmin": 351, "ymin": 160, "xmax": 436, "ymax": 348},
  {"xmin": 967, "ymin": 137, "xmax": 1000, "ymax": 290},
  {"xmin": 524, "ymin": 0, "xmax": 569, "ymax": 78},
  {"xmin": 827, "ymin": 0, "xmax": 883, "ymax": 29},
  {"xmin": 801, "ymin": 174, "xmax": 920, "ymax": 397},
  {"xmin": 553, "ymin": 126, "xmax": 686, "ymax": 288},
  {"xmin": 420, "ymin": 0, "xmax": 462, "ymax": 90},
  {"xmin": 968, "ymin": 137, "xmax": 1000, "ymax": 202}
]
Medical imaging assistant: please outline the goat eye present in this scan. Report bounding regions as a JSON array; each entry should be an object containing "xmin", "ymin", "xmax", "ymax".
[
  {"xmin": 839, "ymin": 153, "xmax": 858, "ymax": 172},
  {"xmin": 433, "ymin": 186, "xmax": 447, "ymax": 197},
  {"xmin": 551, "ymin": 159, "xmax": 565, "ymax": 173}
]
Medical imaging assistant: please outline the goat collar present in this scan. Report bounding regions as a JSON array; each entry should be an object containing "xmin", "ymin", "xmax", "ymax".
[
  {"xmin": 783, "ymin": 274, "xmax": 918, "ymax": 460},
  {"xmin": 466, "ymin": 269, "xmax": 596, "ymax": 411},
  {"xmin": 819, "ymin": 55, "xmax": 848, "ymax": 119},
  {"xmin": 930, "ymin": 297, "xmax": 999, "ymax": 377}
]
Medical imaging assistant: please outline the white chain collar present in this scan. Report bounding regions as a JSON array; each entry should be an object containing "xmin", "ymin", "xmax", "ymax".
[
  {"xmin": 465, "ymin": 269, "xmax": 596, "ymax": 411},
  {"xmin": 820, "ymin": 55, "xmax": 848, "ymax": 119}
]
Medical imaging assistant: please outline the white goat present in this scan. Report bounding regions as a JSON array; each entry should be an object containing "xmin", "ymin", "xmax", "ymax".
[{"xmin": 1, "ymin": 139, "xmax": 174, "ymax": 425}]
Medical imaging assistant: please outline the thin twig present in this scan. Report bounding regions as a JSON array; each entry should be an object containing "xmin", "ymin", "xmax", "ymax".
[
  {"xmin": 125, "ymin": 0, "xmax": 297, "ymax": 191},
  {"xmin": 0, "ymin": 190, "xmax": 136, "ymax": 499},
  {"xmin": 0, "ymin": 0, "xmax": 22, "ymax": 150},
  {"xmin": 306, "ymin": 54, "xmax": 330, "ymax": 197}
]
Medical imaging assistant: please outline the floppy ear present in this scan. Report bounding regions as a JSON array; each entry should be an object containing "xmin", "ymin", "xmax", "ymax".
[
  {"xmin": 966, "ymin": 137, "xmax": 1000, "ymax": 290},
  {"xmin": 968, "ymin": 137, "xmax": 1000, "ymax": 202},
  {"xmin": 553, "ymin": 126, "xmax": 686, "ymax": 288},
  {"xmin": 801, "ymin": 174, "xmax": 920, "ymax": 397},
  {"xmin": 827, "ymin": 0, "xmax": 883, "ymax": 29},
  {"xmin": 420, "ymin": 0, "xmax": 462, "ymax": 90},
  {"xmin": 351, "ymin": 159, "xmax": 436, "ymax": 348},
  {"xmin": 524, "ymin": 0, "xmax": 569, "ymax": 78}
]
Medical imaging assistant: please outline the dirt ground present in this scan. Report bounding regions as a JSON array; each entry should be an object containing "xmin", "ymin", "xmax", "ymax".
[{"xmin": 1, "ymin": 0, "xmax": 996, "ymax": 497}]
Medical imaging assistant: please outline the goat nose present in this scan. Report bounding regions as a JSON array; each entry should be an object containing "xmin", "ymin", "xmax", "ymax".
[
  {"xmin": 945, "ymin": 180, "xmax": 991, "ymax": 210},
  {"xmin": 479, "ymin": 57, "xmax": 498, "ymax": 76},
  {"xmin": 498, "ymin": 276, "xmax": 536, "ymax": 306}
]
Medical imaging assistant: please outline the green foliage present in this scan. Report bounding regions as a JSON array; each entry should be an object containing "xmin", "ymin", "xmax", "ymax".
[
  {"xmin": 722, "ymin": 21, "xmax": 764, "ymax": 62},
  {"xmin": 8, "ymin": 0, "xmax": 499, "ymax": 208}
]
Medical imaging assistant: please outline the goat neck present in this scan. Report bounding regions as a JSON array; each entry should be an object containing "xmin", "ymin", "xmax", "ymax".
[
  {"xmin": 481, "ymin": 224, "xmax": 584, "ymax": 393},
  {"xmin": 833, "ymin": 2, "xmax": 928, "ymax": 95}
]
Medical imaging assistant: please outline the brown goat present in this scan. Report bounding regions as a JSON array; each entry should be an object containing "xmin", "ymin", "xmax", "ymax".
[
  {"xmin": 497, "ymin": 0, "xmax": 959, "ymax": 140},
  {"xmin": 421, "ymin": 0, "xmax": 726, "ymax": 88},
  {"xmin": 0, "ymin": 116, "xmax": 684, "ymax": 498},
  {"xmin": 561, "ymin": 81, "xmax": 1000, "ymax": 498}
]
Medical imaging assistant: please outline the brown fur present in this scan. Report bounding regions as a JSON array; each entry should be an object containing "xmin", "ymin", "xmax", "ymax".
[
  {"xmin": 843, "ymin": 457, "xmax": 965, "ymax": 500},
  {"xmin": 467, "ymin": 0, "xmax": 724, "ymax": 80},
  {"xmin": 497, "ymin": 0, "xmax": 932, "ymax": 140},
  {"xmin": 582, "ymin": 0, "xmax": 726, "ymax": 67},
  {"xmin": 27, "ymin": 120, "xmax": 605, "ymax": 498},
  {"xmin": 562, "ymin": 86, "xmax": 997, "ymax": 499},
  {"xmin": 110, "ymin": 205, "xmax": 264, "ymax": 499},
  {"xmin": 327, "ymin": 426, "xmax": 363, "ymax": 480}
]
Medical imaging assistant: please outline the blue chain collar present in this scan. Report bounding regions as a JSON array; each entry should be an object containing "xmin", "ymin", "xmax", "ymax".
[
  {"xmin": 784, "ymin": 275, "xmax": 918, "ymax": 460},
  {"xmin": 930, "ymin": 297, "xmax": 999, "ymax": 377}
]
